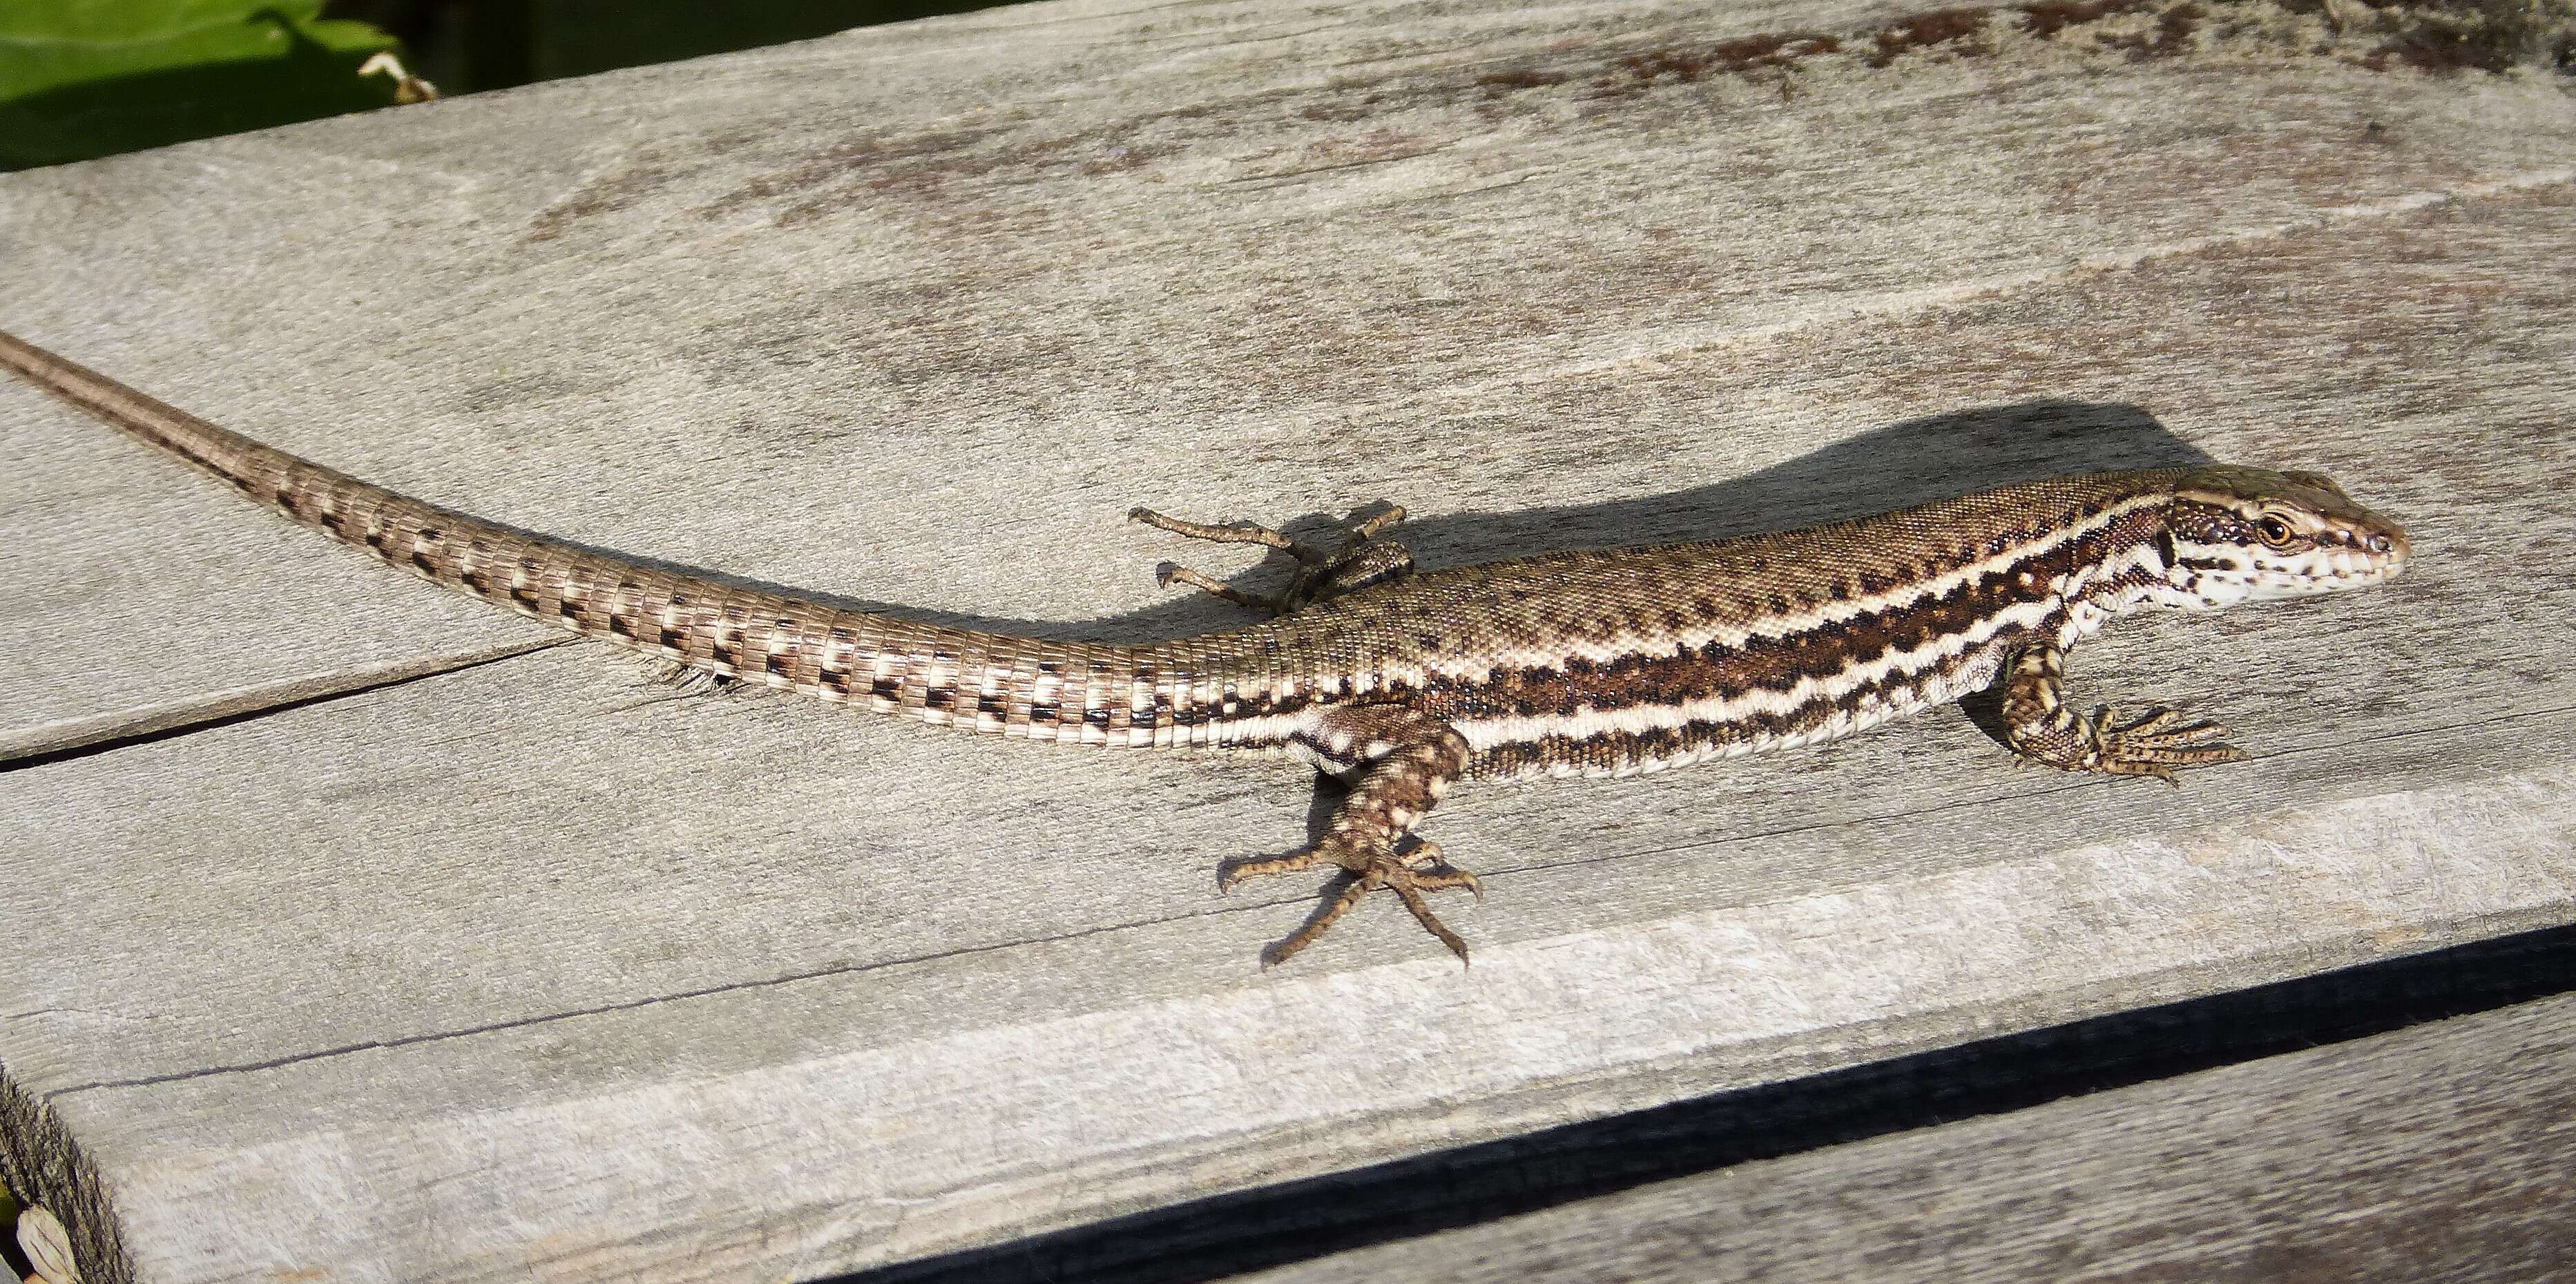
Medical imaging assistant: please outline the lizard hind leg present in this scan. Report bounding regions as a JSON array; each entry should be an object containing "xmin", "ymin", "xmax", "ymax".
[
  {"xmin": 1997, "ymin": 640, "xmax": 2248, "ymax": 785},
  {"xmin": 1129, "ymin": 502, "xmax": 1415, "ymax": 615},
  {"xmin": 1224, "ymin": 704, "xmax": 1480, "ymax": 966}
]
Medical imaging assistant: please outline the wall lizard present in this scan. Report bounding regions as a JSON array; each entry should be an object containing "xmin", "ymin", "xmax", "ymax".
[{"xmin": 0, "ymin": 330, "xmax": 2412, "ymax": 964}]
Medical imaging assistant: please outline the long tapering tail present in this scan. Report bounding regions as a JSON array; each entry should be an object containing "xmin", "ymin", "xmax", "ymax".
[{"xmin": 1, "ymin": 330, "xmax": 1267, "ymax": 748}]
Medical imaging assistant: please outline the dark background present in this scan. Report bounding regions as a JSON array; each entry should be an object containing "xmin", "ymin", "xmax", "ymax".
[
  {"xmin": 321, "ymin": 0, "xmax": 1023, "ymax": 95},
  {"xmin": 0, "ymin": 1, "xmax": 1032, "ymax": 171}
]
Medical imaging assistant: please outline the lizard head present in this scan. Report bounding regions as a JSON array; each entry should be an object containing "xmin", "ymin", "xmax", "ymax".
[{"xmin": 2157, "ymin": 466, "xmax": 2411, "ymax": 609}]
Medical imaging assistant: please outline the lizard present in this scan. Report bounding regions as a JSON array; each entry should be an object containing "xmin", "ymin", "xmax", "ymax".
[{"xmin": 0, "ymin": 329, "xmax": 2412, "ymax": 966}]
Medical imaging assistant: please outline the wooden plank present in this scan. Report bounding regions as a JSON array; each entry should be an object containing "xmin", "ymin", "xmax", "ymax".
[
  {"xmin": 2, "ymin": 0, "xmax": 2573, "ymax": 1279},
  {"xmin": 1239, "ymin": 985, "xmax": 2576, "ymax": 1284}
]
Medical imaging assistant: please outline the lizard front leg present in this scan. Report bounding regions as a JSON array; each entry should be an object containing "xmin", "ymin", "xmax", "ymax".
[
  {"xmin": 1225, "ymin": 703, "xmax": 1480, "ymax": 966},
  {"xmin": 1999, "ymin": 639, "xmax": 2248, "ymax": 784}
]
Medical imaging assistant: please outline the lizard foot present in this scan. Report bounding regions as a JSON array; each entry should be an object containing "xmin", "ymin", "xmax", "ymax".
[
  {"xmin": 1999, "ymin": 642, "xmax": 2251, "ymax": 786},
  {"xmin": 1222, "ymin": 835, "xmax": 1483, "ymax": 968},
  {"xmin": 2087, "ymin": 705, "xmax": 2247, "ymax": 785}
]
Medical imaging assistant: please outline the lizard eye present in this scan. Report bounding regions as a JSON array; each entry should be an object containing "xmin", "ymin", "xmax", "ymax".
[{"xmin": 2256, "ymin": 515, "xmax": 2297, "ymax": 549}]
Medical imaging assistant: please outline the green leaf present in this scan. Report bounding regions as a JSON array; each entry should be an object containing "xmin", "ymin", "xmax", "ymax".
[{"xmin": 0, "ymin": 1, "xmax": 407, "ymax": 170}]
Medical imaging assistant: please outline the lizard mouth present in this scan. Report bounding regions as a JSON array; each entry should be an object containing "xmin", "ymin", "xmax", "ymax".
[{"xmin": 2240, "ymin": 549, "xmax": 2405, "ymax": 600}]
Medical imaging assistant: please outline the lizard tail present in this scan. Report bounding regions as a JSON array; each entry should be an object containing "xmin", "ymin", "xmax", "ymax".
[{"xmin": 1, "ymin": 330, "xmax": 1259, "ymax": 747}]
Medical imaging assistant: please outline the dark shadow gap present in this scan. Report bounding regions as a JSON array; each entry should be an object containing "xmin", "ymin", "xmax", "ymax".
[{"xmin": 825, "ymin": 920, "xmax": 2576, "ymax": 1284}]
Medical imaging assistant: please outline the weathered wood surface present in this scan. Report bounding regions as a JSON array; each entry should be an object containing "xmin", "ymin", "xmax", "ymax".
[
  {"xmin": 1244, "ymin": 985, "xmax": 2576, "ymax": 1284},
  {"xmin": 1, "ymin": 0, "xmax": 2571, "ymax": 1279}
]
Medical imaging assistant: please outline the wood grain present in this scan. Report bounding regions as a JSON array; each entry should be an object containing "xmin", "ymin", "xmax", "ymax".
[
  {"xmin": 1241, "ymin": 988, "xmax": 2576, "ymax": 1284},
  {"xmin": 2, "ymin": 0, "xmax": 2572, "ymax": 1279}
]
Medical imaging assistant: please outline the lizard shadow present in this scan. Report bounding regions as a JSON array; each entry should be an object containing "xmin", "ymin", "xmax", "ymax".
[
  {"xmin": 646, "ymin": 396, "xmax": 2211, "ymax": 647},
  {"xmin": 1242, "ymin": 397, "xmax": 2213, "ymax": 591}
]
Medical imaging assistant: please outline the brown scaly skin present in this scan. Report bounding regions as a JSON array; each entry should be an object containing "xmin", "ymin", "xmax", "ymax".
[{"xmin": 0, "ymin": 330, "xmax": 2413, "ymax": 966}]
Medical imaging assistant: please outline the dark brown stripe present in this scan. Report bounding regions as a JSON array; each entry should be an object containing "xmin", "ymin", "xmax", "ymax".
[{"xmin": 1419, "ymin": 517, "xmax": 2151, "ymax": 723}]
